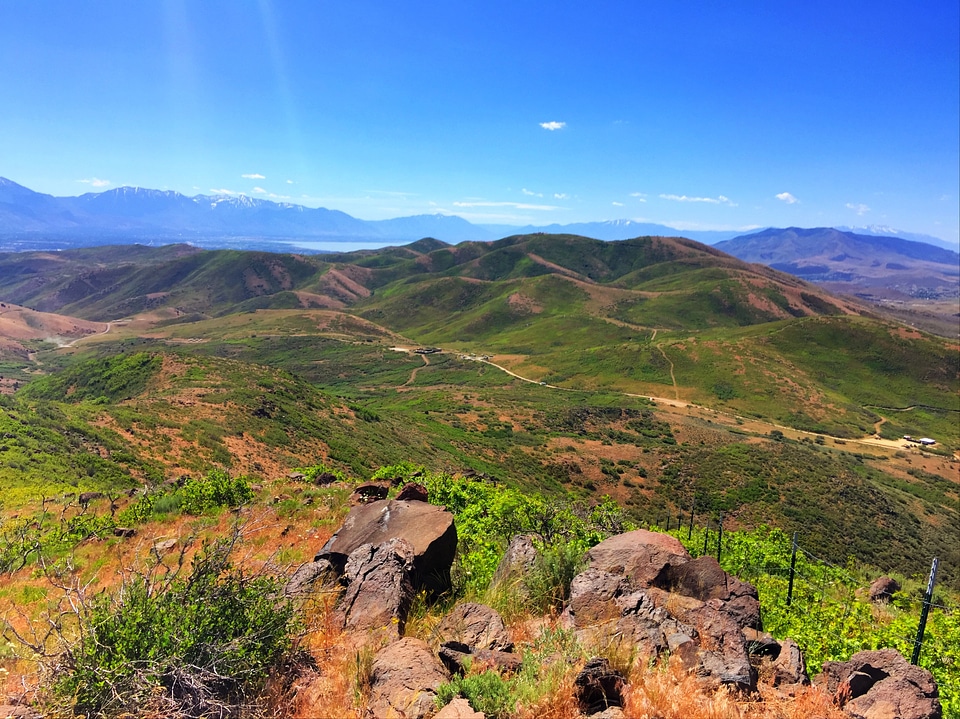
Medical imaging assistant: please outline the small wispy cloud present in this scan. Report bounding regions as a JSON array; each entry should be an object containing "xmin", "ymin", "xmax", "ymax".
[
  {"xmin": 242, "ymin": 173, "xmax": 265, "ymax": 179},
  {"xmin": 554, "ymin": 193, "xmax": 569, "ymax": 200},
  {"xmin": 521, "ymin": 188, "xmax": 543, "ymax": 197},
  {"xmin": 776, "ymin": 192, "xmax": 798, "ymax": 204},
  {"xmin": 540, "ymin": 121, "xmax": 566, "ymax": 131},
  {"xmin": 660, "ymin": 193, "xmax": 737, "ymax": 207},
  {"xmin": 286, "ymin": 179, "xmax": 294, "ymax": 184},
  {"xmin": 846, "ymin": 202, "xmax": 870, "ymax": 215},
  {"xmin": 453, "ymin": 200, "xmax": 561, "ymax": 211},
  {"xmin": 612, "ymin": 201, "xmax": 624, "ymax": 207},
  {"xmin": 210, "ymin": 188, "xmax": 239, "ymax": 195},
  {"xmin": 252, "ymin": 187, "xmax": 267, "ymax": 194},
  {"xmin": 629, "ymin": 192, "xmax": 648, "ymax": 203},
  {"xmin": 78, "ymin": 177, "xmax": 111, "ymax": 188}
]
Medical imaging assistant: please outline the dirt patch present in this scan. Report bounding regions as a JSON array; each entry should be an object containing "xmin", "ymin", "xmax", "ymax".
[{"xmin": 507, "ymin": 292, "xmax": 543, "ymax": 314}]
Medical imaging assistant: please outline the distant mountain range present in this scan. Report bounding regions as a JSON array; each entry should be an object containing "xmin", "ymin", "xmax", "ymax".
[
  {"xmin": 716, "ymin": 227, "xmax": 959, "ymax": 301},
  {"xmin": 5, "ymin": 177, "xmax": 949, "ymax": 254}
]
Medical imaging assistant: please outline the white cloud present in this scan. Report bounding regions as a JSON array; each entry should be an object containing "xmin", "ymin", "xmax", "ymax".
[
  {"xmin": 846, "ymin": 202, "xmax": 870, "ymax": 215},
  {"xmin": 78, "ymin": 177, "xmax": 111, "ymax": 188},
  {"xmin": 660, "ymin": 193, "xmax": 737, "ymax": 207},
  {"xmin": 776, "ymin": 192, "xmax": 798, "ymax": 204},
  {"xmin": 540, "ymin": 121, "xmax": 566, "ymax": 131},
  {"xmin": 210, "ymin": 188, "xmax": 239, "ymax": 195},
  {"xmin": 252, "ymin": 187, "xmax": 267, "ymax": 194},
  {"xmin": 521, "ymin": 188, "xmax": 543, "ymax": 197},
  {"xmin": 242, "ymin": 173, "xmax": 265, "ymax": 179},
  {"xmin": 286, "ymin": 179, "xmax": 294, "ymax": 184},
  {"xmin": 453, "ymin": 200, "xmax": 561, "ymax": 211},
  {"xmin": 612, "ymin": 201, "xmax": 624, "ymax": 207},
  {"xmin": 629, "ymin": 192, "xmax": 648, "ymax": 203},
  {"xmin": 553, "ymin": 193, "xmax": 569, "ymax": 200}
]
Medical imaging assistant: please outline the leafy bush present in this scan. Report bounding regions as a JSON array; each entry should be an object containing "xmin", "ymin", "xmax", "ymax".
[
  {"xmin": 177, "ymin": 469, "xmax": 254, "ymax": 515},
  {"xmin": 54, "ymin": 535, "xmax": 295, "ymax": 718},
  {"xmin": 436, "ymin": 670, "xmax": 516, "ymax": 719}
]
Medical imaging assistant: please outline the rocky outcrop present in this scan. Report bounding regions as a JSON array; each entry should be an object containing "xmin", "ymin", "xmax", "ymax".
[
  {"xmin": 438, "ymin": 602, "xmax": 513, "ymax": 652},
  {"xmin": 564, "ymin": 531, "xmax": 757, "ymax": 691},
  {"xmin": 868, "ymin": 576, "xmax": 901, "ymax": 604},
  {"xmin": 650, "ymin": 555, "xmax": 761, "ymax": 630},
  {"xmin": 316, "ymin": 499, "xmax": 457, "ymax": 595},
  {"xmin": 336, "ymin": 539, "xmax": 415, "ymax": 638},
  {"xmin": 817, "ymin": 649, "xmax": 941, "ymax": 719},
  {"xmin": 367, "ymin": 638, "xmax": 450, "ymax": 719}
]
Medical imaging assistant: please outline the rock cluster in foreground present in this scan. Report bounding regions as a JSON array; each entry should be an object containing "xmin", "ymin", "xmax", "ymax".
[{"xmin": 290, "ymin": 498, "xmax": 942, "ymax": 719}]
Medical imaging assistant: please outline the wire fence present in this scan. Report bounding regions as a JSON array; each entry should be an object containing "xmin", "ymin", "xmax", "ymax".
[{"xmin": 647, "ymin": 511, "xmax": 950, "ymax": 667}]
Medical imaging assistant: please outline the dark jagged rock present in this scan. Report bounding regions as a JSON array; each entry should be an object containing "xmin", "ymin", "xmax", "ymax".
[
  {"xmin": 395, "ymin": 482, "xmax": 429, "ymax": 502},
  {"xmin": 367, "ymin": 638, "xmax": 450, "ymax": 719},
  {"xmin": 438, "ymin": 641, "xmax": 523, "ymax": 675},
  {"xmin": 316, "ymin": 499, "xmax": 457, "ymax": 595},
  {"xmin": 336, "ymin": 539, "xmax": 415, "ymax": 638},
  {"xmin": 651, "ymin": 555, "xmax": 762, "ymax": 630},
  {"xmin": 285, "ymin": 558, "xmax": 337, "ymax": 597},
  {"xmin": 868, "ymin": 576, "xmax": 901, "ymax": 603},
  {"xmin": 438, "ymin": 602, "xmax": 513, "ymax": 652},
  {"xmin": 575, "ymin": 657, "xmax": 626, "ymax": 715},
  {"xmin": 818, "ymin": 649, "xmax": 941, "ymax": 719}
]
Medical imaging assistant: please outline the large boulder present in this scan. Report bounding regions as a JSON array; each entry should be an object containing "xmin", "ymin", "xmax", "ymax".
[
  {"xmin": 817, "ymin": 649, "xmax": 941, "ymax": 719},
  {"xmin": 367, "ymin": 638, "xmax": 450, "ymax": 719},
  {"xmin": 336, "ymin": 539, "xmax": 415, "ymax": 638},
  {"xmin": 316, "ymin": 499, "xmax": 457, "ymax": 595},
  {"xmin": 651, "ymin": 555, "xmax": 762, "ymax": 630},
  {"xmin": 438, "ymin": 602, "xmax": 513, "ymax": 652},
  {"xmin": 584, "ymin": 529, "xmax": 690, "ymax": 588},
  {"xmin": 868, "ymin": 577, "xmax": 901, "ymax": 604},
  {"xmin": 438, "ymin": 641, "xmax": 523, "ymax": 675}
]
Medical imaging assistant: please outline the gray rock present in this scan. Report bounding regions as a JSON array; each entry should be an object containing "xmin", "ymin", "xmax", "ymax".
[
  {"xmin": 651, "ymin": 555, "xmax": 761, "ymax": 630},
  {"xmin": 491, "ymin": 534, "xmax": 540, "ymax": 589},
  {"xmin": 367, "ymin": 638, "xmax": 450, "ymax": 719},
  {"xmin": 317, "ymin": 499, "xmax": 457, "ymax": 595},
  {"xmin": 337, "ymin": 539, "xmax": 415, "ymax": 638},
  {"xmin": 438, "ymin": 602, "xmax": 513, "ymax": 652},
  {"xmin": 285, "ymin": 558, "xmax": 337, "ymax": 597},
  {"xmin": 769, "ymin": 638, "xmax": 809, "ymax": 687}
]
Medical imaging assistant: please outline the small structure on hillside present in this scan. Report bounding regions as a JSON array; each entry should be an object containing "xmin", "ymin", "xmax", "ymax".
[
  {"xmin": 903, "ymin": 435, "xmax": 936, "ymax": 446},
  {"xmin": 414, "ymin": 347, "xmax": 441, "ymax": 354}
]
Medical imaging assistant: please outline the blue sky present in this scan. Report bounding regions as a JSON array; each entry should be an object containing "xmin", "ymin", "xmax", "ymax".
[{"xmin": 2, "ymin": 1, "xmax": 958, "ymax": 242}]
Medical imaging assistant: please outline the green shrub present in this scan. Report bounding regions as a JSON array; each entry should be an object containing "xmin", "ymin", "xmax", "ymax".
[
  {"xmin": 54, "ymin": 535, "xmax": 295, "ymax": 717},
  {"xmin": 177, "ymin": 469, "xmax": 254, "ymax": 515},
  {"xmin": 436, "ymin": 670, "xmax": 516, "ymax": 719}
]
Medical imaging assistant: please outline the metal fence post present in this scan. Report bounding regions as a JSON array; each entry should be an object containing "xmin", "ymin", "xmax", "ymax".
[
  {"xmin": 786, "ymin": 531, "xmax": 798, "ymax": 607},
  {"xmin": 912, "ymin": 557, "xmax": 939, "ymax": 665},
  {"xmin": 702, "ymin": 526, "xmax": 709, "ymax": 557},
  {"xmin": 716, "ymin": 513, "xmax": 723, "ymax": 564},
  {"xmin": 687, "ymin": 501, "xmax": 695, "ymax": 540}
]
